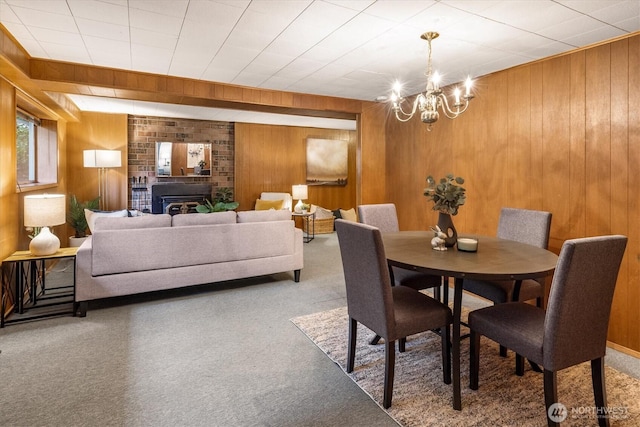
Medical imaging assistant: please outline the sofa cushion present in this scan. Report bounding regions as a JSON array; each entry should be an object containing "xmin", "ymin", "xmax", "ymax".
[
  {"xmin": 172, "ymin": 211, "xmax": 237, "ymax": 226},
  {"xmin": 255, "ymin": 198, "xmax": 284, "ymax": 210},
  {"xmin": 85, "ymin": 209, "xmax": 128, "ymax": 233},
  {"xmin": 237, "ymin": 209, "xmax": 291, "ymax": 223},
  {"xmin": 95, "ymin": 214, "xmax": 172, "ymax": 231}
]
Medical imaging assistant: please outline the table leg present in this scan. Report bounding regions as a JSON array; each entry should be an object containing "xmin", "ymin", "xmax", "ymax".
[
  {"xmin": 452, "ymin": 277, "xmax": 462, "ymax": 410},
  {"xmin": 16, "ymin": 262, "xmax": 25, "ymax": 314},
  {"xmin": 512, "ymin": 279, "xmax": 523, "ymax": 301}
]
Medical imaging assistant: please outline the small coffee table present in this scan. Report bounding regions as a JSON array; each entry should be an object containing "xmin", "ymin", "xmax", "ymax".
[{"xmin": 292, "ymin": 211, "xmax": 315, "ymax": 243}]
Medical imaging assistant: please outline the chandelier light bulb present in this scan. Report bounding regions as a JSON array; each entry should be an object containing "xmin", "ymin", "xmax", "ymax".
[
  {"xmin": 465, "ymin": 76, "xmax": 473, "ymax": 97},
  {"xmin": 431, "ymin": 71, "xmax": 441, "ymax": 86}
]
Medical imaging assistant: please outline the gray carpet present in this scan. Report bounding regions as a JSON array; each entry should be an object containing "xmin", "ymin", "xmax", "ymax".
[
  {"xmin": 0, "ymin": 234, "xmax": 397, "ymax": 427},
  {"xmin": 1, "ymin": 233, "xmax": 638, "ymax": 427},
  {"xmin": 292, "ymin": 306, "xmax": 640, "ymax": 426}
]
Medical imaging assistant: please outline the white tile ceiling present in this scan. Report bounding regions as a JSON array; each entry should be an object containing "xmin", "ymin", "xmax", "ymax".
[{"xmin": 1, "ymin": 0, "xmax": 638, "ymax": 129}]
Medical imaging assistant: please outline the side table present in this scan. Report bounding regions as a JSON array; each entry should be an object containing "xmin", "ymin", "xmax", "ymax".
[
  {"xmin": 292, "ymin": 211, "xmax": 315, "ymax": 243},
  {"xmin": 1, "ymin": 247, "xmax": 78, "ymax": 327}
]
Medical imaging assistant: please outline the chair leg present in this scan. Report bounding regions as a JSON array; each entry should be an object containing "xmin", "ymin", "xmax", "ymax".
[
  {"xmin": 500, "ymin": 345, "xmax": 508, "ymax": 357},
  {"xmin": 399, "ymin": 337, "xmax": 406, "ymax": 353},
  {"xmin": 591, "ymin": 357, "xmax": 610, "ymax": 427},
  {"xmin": 442, "ymin": 323, "xmax": 451, "ymax": 384},
  {"xmin": 469, "ymin": 330, "xmax": 480, "ymax": 390},
  {"xmin": 383, "ymin": 340, "xmax": 396, "ymax": 409},
  {"xmin": 370, "ymin": 334, "xmax": 381, "ymax": 345},
  {"xmin": 544, "ymin": 369, "xmax": 559, "ymax": 427},
  {"xmin": 516, "ymin": 353, "xmax": 525, "ymax": 376},
  {"xmin": 347, "ymin": 318, "xmax": 357, "ymax": 373}
]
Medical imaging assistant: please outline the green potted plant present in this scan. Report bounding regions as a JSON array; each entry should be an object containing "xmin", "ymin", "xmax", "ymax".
[
  {"xmin": 424, "ymin": 174, "xmax": 466, "ymax": 247},
  {"xmin": 195, "ymin": 187, "xmax": 239, "ymax": 213},
  {"xmin": 68, "ymin": 195, "xmax": 100, "ymax": 246}
]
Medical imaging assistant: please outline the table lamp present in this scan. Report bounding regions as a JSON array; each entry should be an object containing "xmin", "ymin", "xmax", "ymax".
[
  {"xmin": 24, "ymin": 194, "xmax": 66, "ymax": 256},
  {"xmin": 292, "ymin": 184, "xmax": 308, "ymax": 213}
]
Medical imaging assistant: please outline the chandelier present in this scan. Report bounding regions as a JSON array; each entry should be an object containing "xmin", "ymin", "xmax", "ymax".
[{"xmin": 391, "ymin": 32, "xmax": 474, "ymax": 129}]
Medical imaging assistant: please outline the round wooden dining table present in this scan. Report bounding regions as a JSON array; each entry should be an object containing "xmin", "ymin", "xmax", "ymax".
[{"xmin": 381, "ymin": 231, "xmax": 559, "ymax": 411}]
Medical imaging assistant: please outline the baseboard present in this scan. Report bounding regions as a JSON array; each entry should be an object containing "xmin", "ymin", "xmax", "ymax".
[{"xmin": 608, "ymin": 340, "xmax": 640, "ymax": 359}]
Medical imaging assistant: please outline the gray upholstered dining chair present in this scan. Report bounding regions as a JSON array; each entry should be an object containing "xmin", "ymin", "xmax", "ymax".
[
  {"xmin": 358, "ymin": 203, "xmax": 447, "ymax": 347},
  {"xmin": 463, "ymin": 207, "xmax": 552, "ymax": 306},
  {"xmin": 335, "ymin": 219, "xmax": 455, "ymax": 409},
  {"xmin": 358, "ymin": 204, "xmax": 443, "ymax": 293},
  {"xmin": 468, "ymin": 235, "xmax": 627, "ymax": 427},
  {"xmin": 463, "ymin": 207, "xmax": 552, "ymax": 360}
]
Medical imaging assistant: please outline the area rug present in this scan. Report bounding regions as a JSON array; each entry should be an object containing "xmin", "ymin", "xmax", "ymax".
[{"xmin": 291, "ymin": 306, "xmax": 640, "ymax": 426}]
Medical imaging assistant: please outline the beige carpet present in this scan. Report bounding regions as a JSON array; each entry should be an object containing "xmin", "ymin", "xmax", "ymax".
[{"xmin": 291, "ymin": 306, "xmax": 640, "ymax": 427}]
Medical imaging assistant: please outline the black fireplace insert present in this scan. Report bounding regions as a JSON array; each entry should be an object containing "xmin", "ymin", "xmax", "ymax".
[{"xmin": 150, "ymin": 183, "xmax": 213, "ymax": 214}]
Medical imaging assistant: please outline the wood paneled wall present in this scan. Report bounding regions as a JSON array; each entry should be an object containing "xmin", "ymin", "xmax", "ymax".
[
  {"xmin": 0, "ymin": 78, "xmax": 18, "ymax": 260},
  {"xmin": 386, "ymin": 34, "xmax": 640, "ymax": 353},
  {"xmin": 66, "ymin": 112, "xmax": 128, "ymax": 216},
  {"xmin": 359, "ymin": 102, "xmax": 388, "ymax": 205},
  {"xmin": 235, "ymin": 123, "xmax": 356, "ymax": 212}
]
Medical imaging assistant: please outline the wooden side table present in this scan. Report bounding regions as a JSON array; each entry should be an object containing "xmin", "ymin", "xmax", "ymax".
[
  {"xmin": 1, "ymin": 247, "xmax": 78, "ymax": 327},
  {"xmin": 292, "ymin": 211, "xmax": 315, "ymax": 243}
]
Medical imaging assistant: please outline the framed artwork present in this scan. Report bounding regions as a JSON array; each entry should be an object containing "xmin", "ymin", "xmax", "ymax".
[{"xmin": 306, "ymin": 138, "xmax": 348, "ymax": 186}]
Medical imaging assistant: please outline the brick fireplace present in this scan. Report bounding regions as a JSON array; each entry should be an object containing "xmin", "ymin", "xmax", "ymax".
[{"xmin": 127, "ymin": 115, "xmax": 234, "ymax": 212}]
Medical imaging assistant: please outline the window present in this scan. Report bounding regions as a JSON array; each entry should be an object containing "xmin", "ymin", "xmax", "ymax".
[{"xmin": 16, "ymin": 109, "xmax": 58, "ymax": 188}]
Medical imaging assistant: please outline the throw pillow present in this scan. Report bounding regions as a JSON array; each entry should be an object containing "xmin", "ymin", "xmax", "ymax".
[
  {"xmin": 339, "ymin": 208, "xmax": 357, "ymax": 222},
  {"xmin": 311, "ymin": 205, "xmax": 334, "ymax": 220},
  {"xmin": 332, "ymin": 209, "xmax": 342, "ymax": 230},
  {"xmin": 255, "ymin": 198, "xmax": 284, "ymax": 210},
  {"xmin": 85, "ymin": 209, "xmax": 128, "ymax": 233}
]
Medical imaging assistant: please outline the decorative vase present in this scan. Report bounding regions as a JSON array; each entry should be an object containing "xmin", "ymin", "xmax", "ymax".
[{"xmin": 437, "ymin": 212, "xmax": 458, "ymax": 247}]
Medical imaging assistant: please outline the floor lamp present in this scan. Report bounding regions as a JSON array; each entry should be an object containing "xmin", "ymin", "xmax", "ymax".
[{"xmin": 83, "ymin": 150, "xmax": 121, "ymax": 210}]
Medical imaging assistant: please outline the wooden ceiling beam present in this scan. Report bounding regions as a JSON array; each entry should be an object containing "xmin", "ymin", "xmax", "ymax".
[{"xmin": 29, "ymin": 58, "xmax": 361, "ymax": 121}]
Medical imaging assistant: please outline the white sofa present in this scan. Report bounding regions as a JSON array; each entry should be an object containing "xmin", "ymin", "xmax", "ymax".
[{"xmin": 75, "ymin": 210, "xmax": 303, "ymax": 316}]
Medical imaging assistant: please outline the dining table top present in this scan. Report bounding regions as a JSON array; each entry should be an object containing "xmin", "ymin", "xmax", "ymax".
[{"xmin": 381, "ymin": 231, "xmax": 559, "ymax": 282}]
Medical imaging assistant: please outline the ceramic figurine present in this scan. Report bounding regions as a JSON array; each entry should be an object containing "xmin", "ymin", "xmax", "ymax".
[{"xmin": 430, "ymin": 226, "xmax": 448, "ymax": 251}]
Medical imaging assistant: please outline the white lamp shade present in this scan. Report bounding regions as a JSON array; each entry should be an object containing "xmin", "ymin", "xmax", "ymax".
[
  {"xmin": 83, "ymin": 150, "xmax": 122, "ymax": 168},
  {"xmin": 24, "ymin": 194, "xmax": 66, "ymax": 227},
  {"xmin": 292, "ymin": 184, "xmax": 308, "ymax": 200}
]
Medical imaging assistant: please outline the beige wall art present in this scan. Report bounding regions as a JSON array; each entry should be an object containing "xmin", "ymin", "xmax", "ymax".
[{"xmin": 306, "ymin": 138, "xmax": 348, "ymax": 186}]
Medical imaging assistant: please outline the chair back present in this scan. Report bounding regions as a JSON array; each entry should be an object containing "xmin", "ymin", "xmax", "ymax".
[
  {"xmin": 497, "ymin": 207, "xmax": 552, "ymax": 248},
  {"xmin": 544, "ymin": 235, "xmax": 627, "ymax": 371},
  {"xmin": 260, "ymin": 192, "xmax": 292, "ymax": 211},
  {"xmin": 357, "ymin": 204, "xmax": 400, "ymax": 232},
  {"xmin": 335, "ymin": 219, "xmax": 396, "ymax": 338}
]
